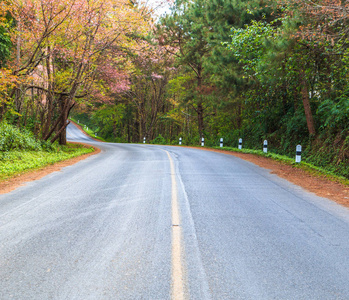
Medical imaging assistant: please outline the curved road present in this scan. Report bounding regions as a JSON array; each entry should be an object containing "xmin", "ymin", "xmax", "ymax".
[{"xmin": 1, "ymin": 123, "xmax": 349, "ymax": 299}]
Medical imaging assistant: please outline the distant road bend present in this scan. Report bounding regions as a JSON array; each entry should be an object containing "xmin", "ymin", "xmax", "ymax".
[{"xmin": 1, "ymin": 123, "xmax": 349, "ymax": 299}]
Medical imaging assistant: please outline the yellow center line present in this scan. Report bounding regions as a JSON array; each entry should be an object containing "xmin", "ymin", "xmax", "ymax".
[{"xmin": 166, "ymin": 151, "xmax": 185, "ymax": 300}]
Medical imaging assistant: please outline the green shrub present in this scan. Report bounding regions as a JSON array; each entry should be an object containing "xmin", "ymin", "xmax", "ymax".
[
  {"xmin": 40, "ymin": 140, "xmax": 57, "ymax": 152},
  {"xmin": 151, "ymin": 134, "xmax": 167, "ymax": 145},
  {"xmin": 0, "ymin": 122, "xmax": 42, "ymax": 151}
]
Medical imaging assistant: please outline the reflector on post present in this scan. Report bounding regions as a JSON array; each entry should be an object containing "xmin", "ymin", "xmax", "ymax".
[
  {"xmin": 263, "ymin": 140, "xmax": 268, "ymax": 153},
  {"xmin": 295, "ymin": 145, "xmax": 302, "ymax": 163}
]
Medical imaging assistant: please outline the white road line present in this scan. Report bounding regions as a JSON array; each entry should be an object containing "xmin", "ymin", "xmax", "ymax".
[{"xmin": 166, "ymin": 151, "xmax": 185, "ymax": 300}]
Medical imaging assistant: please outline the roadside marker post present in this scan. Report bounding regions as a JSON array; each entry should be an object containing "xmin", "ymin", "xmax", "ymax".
[
  {"xmin": 78, "ymin": 120, "xmax": 79, "ymax": 124},
  {"xmin": 238, "ymin": 138, "xmax": 242, "ymax": 150},
  {"xmin": 295, "ymin": 145, "xmax": 302, "ymax": 163},
  {"xmin": 263, "ymin": 140, "xmax": 268, "ymax": 153},
  {"xmin": 143, "ymin": 137, "xmax": 146, "ymax": 144},
  {"xmin": 220, "ymin": 138, "xmax": 223, "ymax": 148},
  {"xmin": 201, "ymin": 137, "xmax": 204, "ymax": 147},
  {"xmin": 179, "ymin": 137, "xmax": 182, "ymax": 145}
]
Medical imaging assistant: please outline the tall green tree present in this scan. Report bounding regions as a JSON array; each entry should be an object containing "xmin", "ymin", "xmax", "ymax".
[{"xmin": 157, "ymin": 0, "xmax": 212, "ymax": 137}]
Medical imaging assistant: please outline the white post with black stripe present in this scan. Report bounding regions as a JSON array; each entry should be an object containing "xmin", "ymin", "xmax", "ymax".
[
  {"xmin": 179, "ymin": 137, "xmax": 182, "ymax": 145},
  {"xmin": 201, "ymin": 137, "xmax": 204, "ymax": 147},
  {"xmin": 263, "ymin": 140, "xmax": 268, "ymax": 153},
  {"xmin": 238, "ymin": 138, "xmax": 242, "ymax": 150},
  {"xmin": 78, "ymin": 120, "xmax": 79, "ymax": 124},
  {"xmin": 143, "ymin": 137, "xmax": 146, "ymax": 144},
  {"xmin": 295, "ymin": 145, "xmax": 302, "ymax": 163},
  {"xmin": 220, "ymin": 138, "xmax": 223, "ymax": 148}
]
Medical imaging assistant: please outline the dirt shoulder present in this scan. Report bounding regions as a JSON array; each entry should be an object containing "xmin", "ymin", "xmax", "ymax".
[
  {"xmin": 0, "ymin": 143, "xmax": 100, "ymax": 195},
  {"xmin": 195, "ymin": 147, "xmax": 349, "ymax": 209}
]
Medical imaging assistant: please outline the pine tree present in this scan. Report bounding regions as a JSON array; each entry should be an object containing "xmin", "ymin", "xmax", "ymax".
[{"xmin": 157, "ymin": 0, "xmax": 212, "ymax": 137}]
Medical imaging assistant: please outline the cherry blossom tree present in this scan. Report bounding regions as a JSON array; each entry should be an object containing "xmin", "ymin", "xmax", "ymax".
[{"xmin": 8, "ymin": 0, "xmax": 148, "ymax": 144}]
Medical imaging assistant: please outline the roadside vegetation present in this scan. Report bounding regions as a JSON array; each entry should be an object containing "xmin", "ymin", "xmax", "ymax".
[{"xmin": 0, "ymin": 123, "xmax": 94, "ymax": 181}]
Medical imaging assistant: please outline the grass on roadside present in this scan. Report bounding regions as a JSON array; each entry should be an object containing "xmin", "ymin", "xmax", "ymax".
[
  {"xmin": 0, "ymin": 143, "xmax": 95, "ymax": 181},
  {"xmin": 214, "ymin": 146, "xmax": 349, "ymax": 186}
]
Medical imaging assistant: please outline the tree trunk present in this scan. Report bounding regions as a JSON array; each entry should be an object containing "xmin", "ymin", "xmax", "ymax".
[
  {"xmin": 127, "ymin": 120, "xmax": 131, "ymax": 143},
  {"xmin": 113, "ymin": 120, "xmax": 117, "ymax": 138},
  {"xmin": 197, "ymin": 102, "xmax": 204, "ymax": 137},
  {"xmin": 301, "ymin": 70, "xmax": 316, "ymax": 136},
  {"xmin": 51, "ymin": 121, "xmax": 71, "ymax": 144},
  {"xmin": 43, "ymin": 94, "xmax": 53, "ymax": 139},
  {"xmin": 59, "ymin": 115, "xmax": 68, "ymax": 145},
  {"xmin": 236, "ymin": 100, "xmax": 242, "ymax": 129},
  {"xmin": 0, "ymin": 104, "xmax": 6, "ymax": 122},
  {"xmin": 140, "ymin": 100, "xmax": 146, "ymax": 142},
  {"xmin": 58, "ymin": 99, "xmax": 75, "ymax": 145},
  {"xmin": 197, "ymin": 72, "xmax": 204, "ymax": 138},
  {"xmin": 134, "ymin": 110, "xmax": 140, "ymax": 143},
  {"xmin": 15, "ymin": 87, "xmax": 22, "ymax": 126},
  {"xmin": 141, "ymin": 120, "xmax": 146, "ymax": 142},
  {"xmin": 43, "ymin": 49, "xmax": 54, "ymax": 139}
]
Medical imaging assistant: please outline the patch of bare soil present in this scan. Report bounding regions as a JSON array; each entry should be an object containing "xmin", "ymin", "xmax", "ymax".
[
  {"xmin": 196, "ymin": 147, "xmax": 349, "ymax": 209},
  {"xmin": 0, "ymin": 143, "xmax": 100, "ymax": 195}
]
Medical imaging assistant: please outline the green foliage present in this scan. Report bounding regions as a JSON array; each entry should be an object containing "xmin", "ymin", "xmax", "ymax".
[
  {"xmin": 151, "ymin": 134, "xmax": 167, "ymax": 145},
  {"xmin": 168, "ymin": 75, "xmax": 193, "ymax": 97},
  {"xmin": 225, "ymin": 19, "xmax": 278, "ymax": 78},
  {"xmin": 70, "ymin": 113, "xmax": 92, "ymax": 128},
  {"xmin": 305, "ymin": 132, "xmax": 349, "ymax": 179},
  {"xmin": 0, "ymin": 122, "xmax": 42, "ymax": 151},
  {"xmin": 0, "ymin": 143, "xmax": 94, "ymax": 180},
  {"xmin": 317, "ymin": 94, "xmax": 349, "ymax": 132},
  {"xmin": 0, "ymin": 15, "xmax": 13, "ymax": 67},
  {"xmin": 91, "ymin": 104, "xmax": 126, "ymax": 141},
  {"xmin": 40, "ymin": 140, "xmax": 57, "ymax": 152}
]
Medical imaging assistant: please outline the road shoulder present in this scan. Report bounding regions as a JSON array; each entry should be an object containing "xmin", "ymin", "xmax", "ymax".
[{"xmin": 195, "ymin": 147, "xmax": 349, "ymax": 209}]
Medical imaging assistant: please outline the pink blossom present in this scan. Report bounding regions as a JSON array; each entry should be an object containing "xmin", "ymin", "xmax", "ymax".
[{"xmin": 151, "ymin": 72, "xmax": 163, "ymax": 79}]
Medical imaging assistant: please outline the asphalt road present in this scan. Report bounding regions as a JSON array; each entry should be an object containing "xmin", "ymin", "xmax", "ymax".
[{"xmin": 1, "ymin": 123, "xmax": 349, "ymax": 299}]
